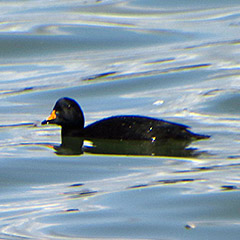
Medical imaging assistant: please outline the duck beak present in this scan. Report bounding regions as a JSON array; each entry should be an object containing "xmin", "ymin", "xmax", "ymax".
[{"xmin": 41, "ymin": 110, "xmax": 57, "ymax": 125}]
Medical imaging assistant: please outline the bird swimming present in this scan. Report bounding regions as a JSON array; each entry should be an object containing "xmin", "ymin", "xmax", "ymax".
[{"xmin": 41, "ymin": 97, "xmax": 210, "ymax": 142}]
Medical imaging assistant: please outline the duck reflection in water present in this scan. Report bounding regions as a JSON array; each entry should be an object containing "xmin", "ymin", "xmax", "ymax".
[{"xmin": 42, "ymin": 97, "xmax": 210, "ymax": 157}]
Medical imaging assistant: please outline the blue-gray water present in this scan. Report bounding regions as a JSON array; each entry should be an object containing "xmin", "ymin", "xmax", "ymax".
[{"xmin": 1, "ymin": 0, "xmax": 240, "ymax": 239}]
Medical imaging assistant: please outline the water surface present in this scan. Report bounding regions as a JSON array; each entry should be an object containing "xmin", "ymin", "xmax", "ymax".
[{"xmin": 0, "ymin": 0, "xmax": 240, "ymax": 239}]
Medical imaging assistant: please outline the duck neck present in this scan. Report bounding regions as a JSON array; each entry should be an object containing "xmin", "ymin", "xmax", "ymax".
[{"xmin": 61, "ymin": 125, "xmax": 84, "ymax": 138}]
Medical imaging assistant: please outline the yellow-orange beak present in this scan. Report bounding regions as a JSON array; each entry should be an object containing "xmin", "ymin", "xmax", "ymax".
[
  {"xmin": 47, "ymin": 110, "xmax": 57, "ymax": 121},
  {"xmin": 42, "ymin": 110, "xmax": 57, "ymax": 125}
]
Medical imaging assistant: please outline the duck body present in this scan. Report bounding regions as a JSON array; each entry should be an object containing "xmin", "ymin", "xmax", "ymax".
[
  {"xmin": 81, "ymin": 116, "xmax": 207, "ymax": 141},
  {"xmin": 42, "ymin": 97, "xmax": 209, "ymax": 141}
]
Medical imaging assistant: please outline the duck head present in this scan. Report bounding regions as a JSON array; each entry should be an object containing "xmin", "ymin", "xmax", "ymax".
[{"xmin": 42, "ymin": 97, "xmax": 85, "ymax": 130}]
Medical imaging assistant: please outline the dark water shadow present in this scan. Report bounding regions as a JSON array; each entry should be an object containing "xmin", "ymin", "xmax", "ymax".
[{"xmin": 53, "ymin": 136, "xmax": 206, "ymax": 157}]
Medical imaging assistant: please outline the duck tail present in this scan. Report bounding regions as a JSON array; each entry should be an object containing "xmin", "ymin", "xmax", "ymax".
[{"xmin": 192, "ymin": 133, "xmax": 210, "ymax": 140}]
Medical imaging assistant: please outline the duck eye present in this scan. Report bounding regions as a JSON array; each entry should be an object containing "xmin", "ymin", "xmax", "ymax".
[{"xmin": 67, "ymin": 104, "xmax": 71, "ymax": 109}]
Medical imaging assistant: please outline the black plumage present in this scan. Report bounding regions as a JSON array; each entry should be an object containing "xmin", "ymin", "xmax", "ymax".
[{"xmin": 42, "ymin": 97, "xmax": 209, "ymax": 142}]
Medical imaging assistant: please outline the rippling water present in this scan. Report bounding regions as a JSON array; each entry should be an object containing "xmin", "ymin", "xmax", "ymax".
[{"xmin": 1, "ymin": 0, "xmax": 240, "ymax": 239}]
